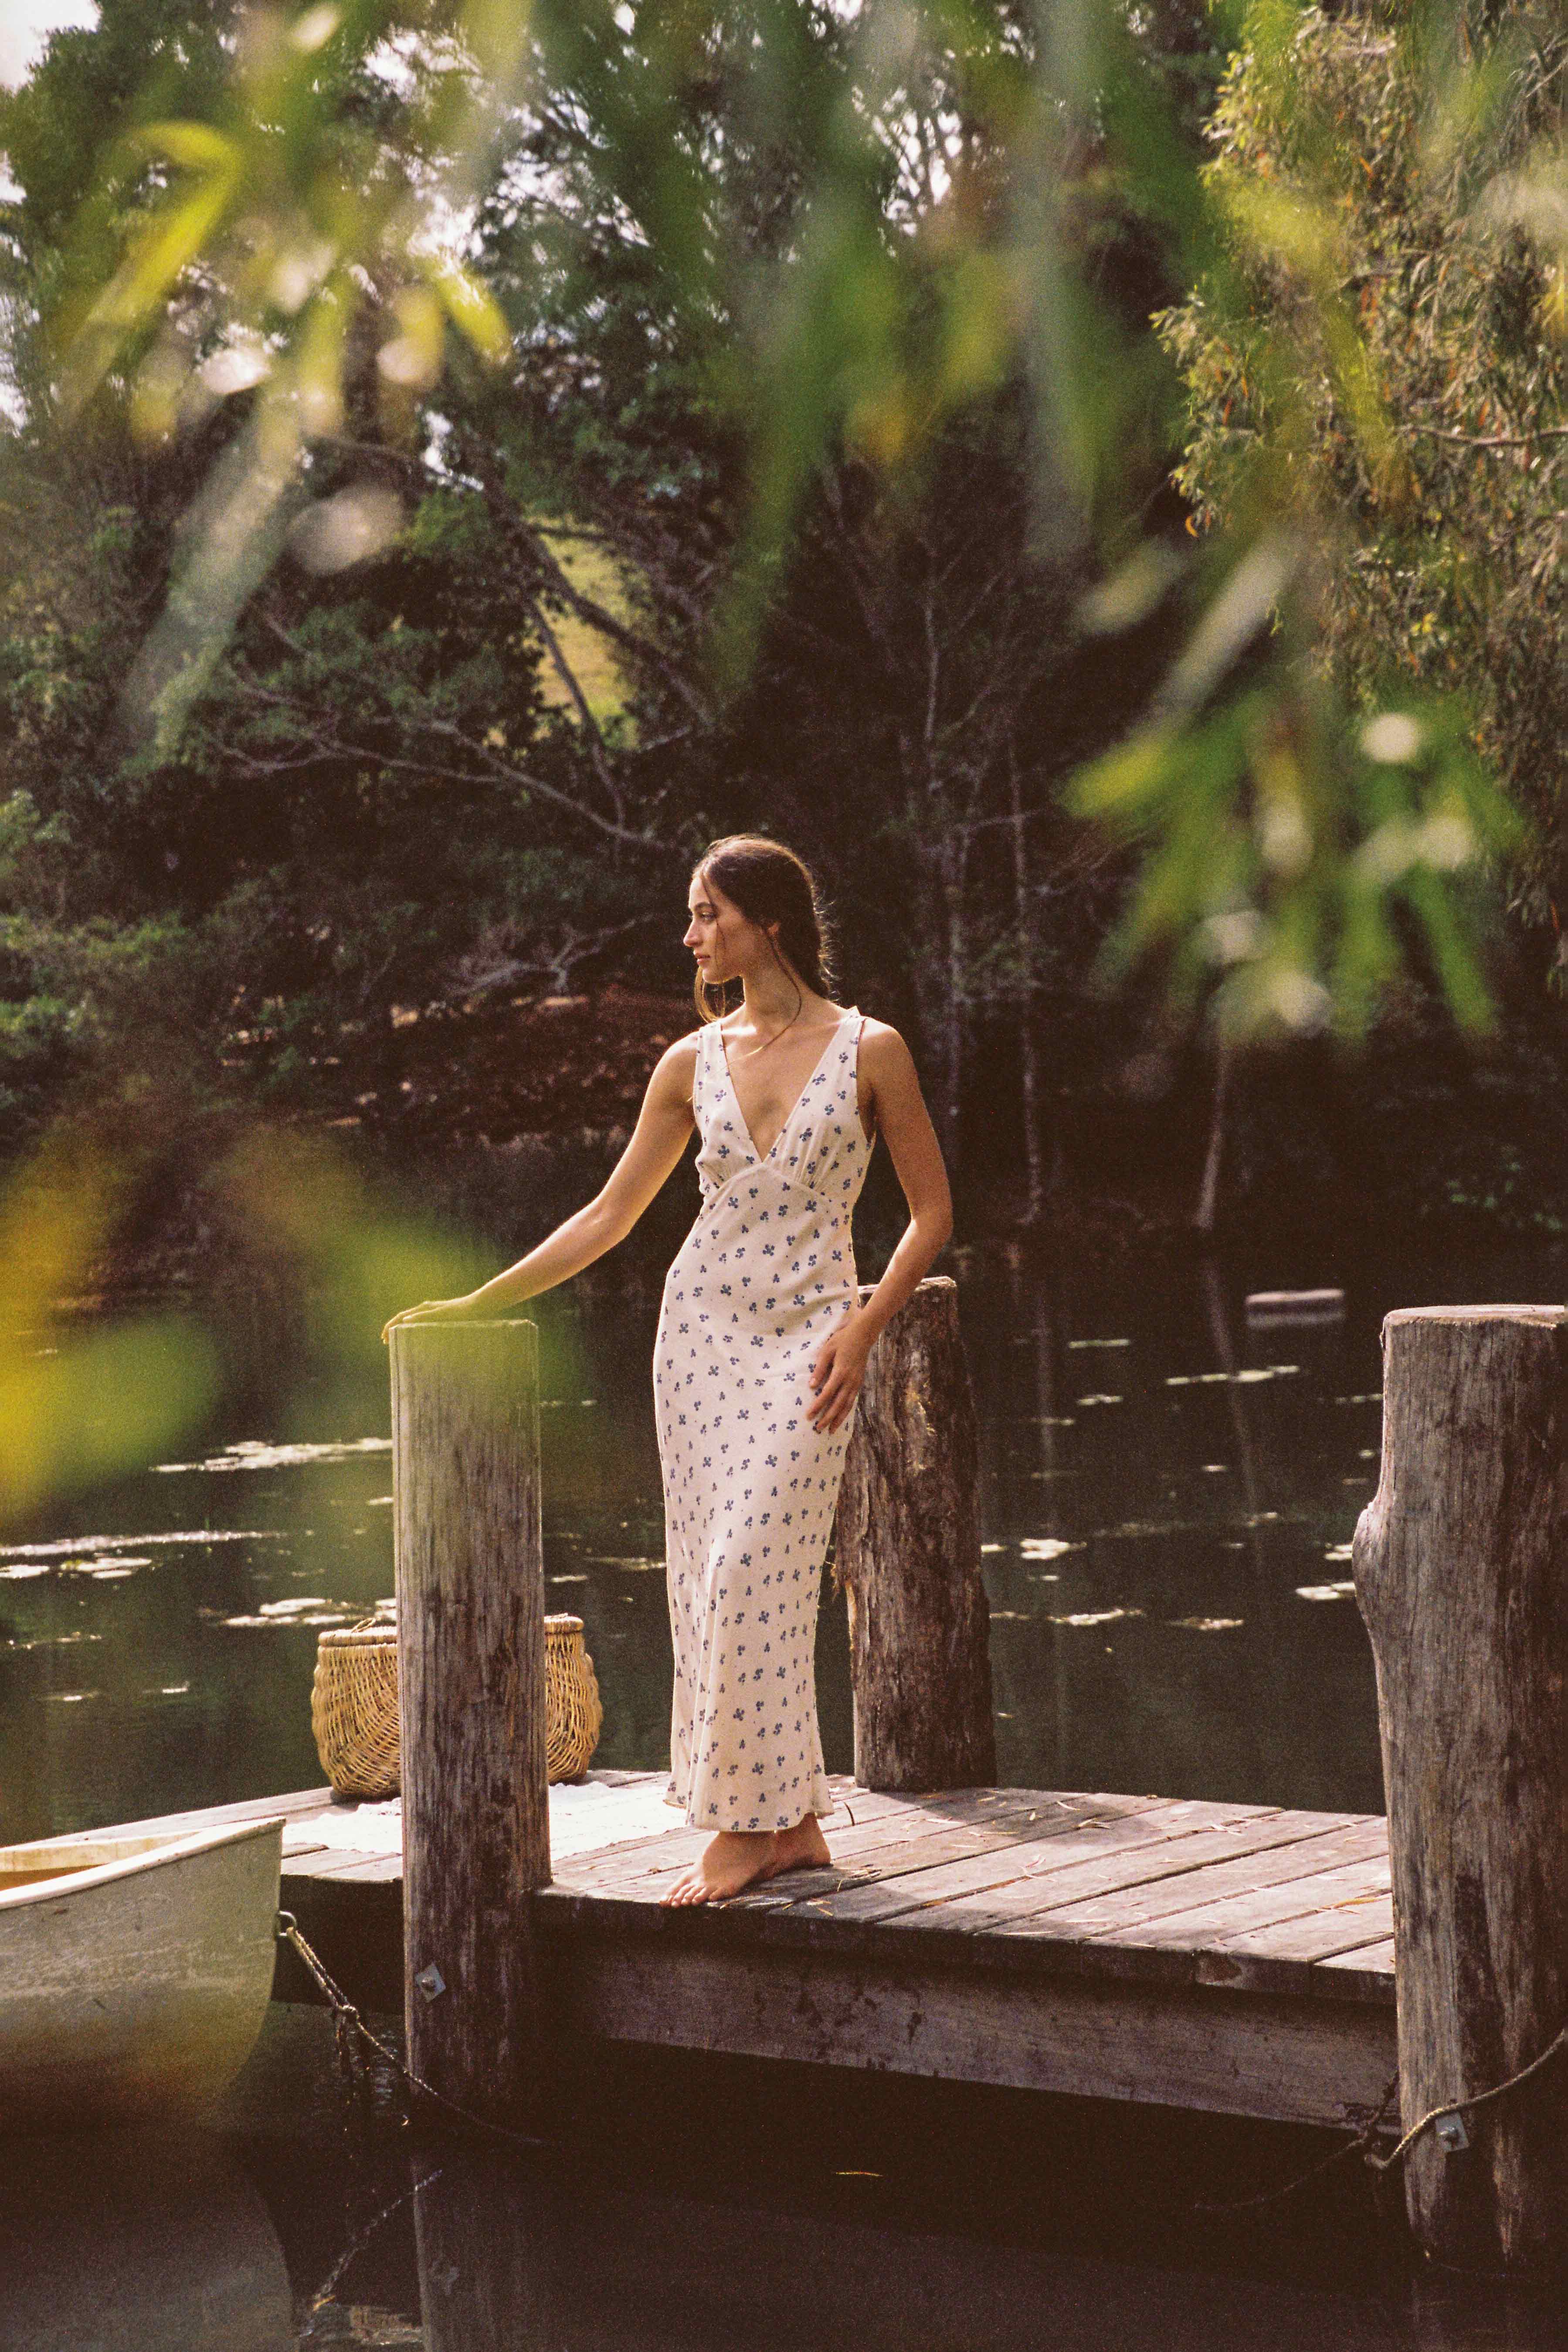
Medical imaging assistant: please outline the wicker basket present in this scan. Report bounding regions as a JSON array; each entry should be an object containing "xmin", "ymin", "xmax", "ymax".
[
  {"xmin": 544, "ymin": 1613, "xmax": 604, "ymax": 1784},
  {"xmin": 312, "ymin": 1621, "xmax": 400, "ymax": 1800},
  {"xmin": 311, "ymin": 1609, "xmax": 604, "ymax": 1799}
]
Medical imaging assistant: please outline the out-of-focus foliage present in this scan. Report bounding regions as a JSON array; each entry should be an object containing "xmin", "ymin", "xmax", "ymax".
[
  {"xmin": 0, "ymin": 1142, "xmax": 221, "ymax": 1516},
  {"xmin": 0, "ymin": 0, "xmax": 1563, "ymax": 1344},
  {"xmin": 11, "ymin": 0, "xmax": 1529, "ymax": 1057},
  {"xmin": 1153, "ymin": 0, "xmax": 1568, "ymax": 1016},
  {"xmin": 0, "ymin": 0, "xmax": 1206, "ymax": 1199}
]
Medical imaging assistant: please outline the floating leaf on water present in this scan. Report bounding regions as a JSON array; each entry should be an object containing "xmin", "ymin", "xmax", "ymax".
[
  {"xmin": 1296, "ymin": 1580, "xmax": 1356, "ymax": 1602},
  {"xmin": 1334, "ymin": 1393, "xmax": 1383, "ymax": 1405},
  {"xmin": 0, "ymin": 1564, "xmax": 51, "ymax": 1579},
  {"xmin": 1067, "ymin": 1337, "xmax": 1131, "ymax": 1349},
  {"xmin": 367, "ymin": 1496, "xmax": 394, "ymax": 1506},
  {"xmin": 988, "ymin": 1609, "xmax": 1032, "ymax": 1620},
  {"xmin": 980, "ymin": 1542, "xmax": 1005, "ymax": 1554},
  {"xmin": 47, "ymin": 1691, "xmax": 99, "ymax": 1704},
  {"xmin": 1020, "ymin": 1537, "xmax": 1082, "ymax": 1560},
  {"xmin": 1049, "ymin": 1607, "xmax": 1144, "ymax": 1628},
  {"xmin": 1027, "ymin": 1572, "xmax": 1061, "ymax": 1583},
  {"xmin": 257, "ymin": 1597, "xmax": 333, "ymax": 1616},
  {"xmin": 1170, "ymin": 1616, "xmax": 1245, "ymax": 1631},
  {"xmin": 1324, "ymin": 1541, "xmax": 1354, "ymax": 1561},
  {"xmin": 1075, "ymin": 1394, "xmax": 1124, "ymax": 1408}
]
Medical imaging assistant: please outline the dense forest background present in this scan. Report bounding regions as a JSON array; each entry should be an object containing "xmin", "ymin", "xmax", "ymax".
[{"xmin": 5, "ymin": 0, "xmax": 1568, "ymax": 1340}]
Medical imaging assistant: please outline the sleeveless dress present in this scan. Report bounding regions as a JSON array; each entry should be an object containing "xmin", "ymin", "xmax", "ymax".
[{"xmin": 654, "ymin": 1006, "xmax": 871, "ymax": 1832}]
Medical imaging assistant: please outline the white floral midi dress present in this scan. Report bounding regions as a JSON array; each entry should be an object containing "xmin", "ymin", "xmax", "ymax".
[{"xmin": 654, "ymin": 1006, "xmax": 871, "ymax": 1832}]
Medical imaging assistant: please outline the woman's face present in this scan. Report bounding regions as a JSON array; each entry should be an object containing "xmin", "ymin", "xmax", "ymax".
[{"xmin": 684, "ymin": 869, "xmax": 773, "ymax": 985}]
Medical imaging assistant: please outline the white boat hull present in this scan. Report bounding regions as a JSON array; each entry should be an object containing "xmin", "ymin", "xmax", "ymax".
[{"xmin": 0, "ymin": 1817, "xmax": 283, "ymax": 2129}]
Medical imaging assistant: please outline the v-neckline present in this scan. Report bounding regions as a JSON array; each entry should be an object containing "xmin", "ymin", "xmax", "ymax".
[{"xmin": 716, "ymin": 1008, "xmax": 853, "ymax": 1167}]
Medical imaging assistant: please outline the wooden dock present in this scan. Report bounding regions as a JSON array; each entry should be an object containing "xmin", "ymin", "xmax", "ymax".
[{"xmin": 64, "ymin": 1771, "xmax": 1398, "ymax": 2135}]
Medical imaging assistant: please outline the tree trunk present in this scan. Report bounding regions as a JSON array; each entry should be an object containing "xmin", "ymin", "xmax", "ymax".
[
  {"xmin": 1353, "ymin": 1306, "xmax": 1568, "ymax": 2269},
  {"xmin": 835, "ymin": 1277, "xmax": 995, "ymax": 1790},
  {"xmin": 937, "ymin": 830, "xmax": 970, "ymax": 1178},
  {"xmin": 390, "ymin": 1318, "xmax": 549, "ymax": 2127},
  {"xmin": 1194, "ymin": 1042, "xmax": 1231, "ymax": 1235},
  {"xmin": 1007, "ymin": 751, "xmax": 1045, "ymax": 1226}
]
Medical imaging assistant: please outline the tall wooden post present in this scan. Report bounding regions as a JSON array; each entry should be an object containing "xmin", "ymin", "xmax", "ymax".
[
  {"xmin": 1354, "ymin": 1306, "xmax": 1568, "ymax": 2270},
  {"xmin": 390, "ymin": 1318, "xmax": 549, "ymax": 2126},
  {"xmin": 835, "ymin": 1276, "xmax": 995, "ymax": 1792}
]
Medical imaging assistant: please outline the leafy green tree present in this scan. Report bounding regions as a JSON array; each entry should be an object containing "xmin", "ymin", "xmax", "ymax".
[{"xmin": 1152, "ymin": 0, "xmax": 1567, "ymax": 1013}]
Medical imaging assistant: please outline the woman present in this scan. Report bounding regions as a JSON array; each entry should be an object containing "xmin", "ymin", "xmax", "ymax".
[{"xmin": 385, "ymin": 836, "xmax": 953, "ymax": 1904}]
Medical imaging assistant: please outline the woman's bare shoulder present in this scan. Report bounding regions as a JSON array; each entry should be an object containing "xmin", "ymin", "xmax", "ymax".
[
  {"xmin": 857, "ymin": 1017, "xmax": 916, "ymax": 1072},
  {"xmin": 645, "ymin": 1028, "xmax": 704, "ymax": 1098}
]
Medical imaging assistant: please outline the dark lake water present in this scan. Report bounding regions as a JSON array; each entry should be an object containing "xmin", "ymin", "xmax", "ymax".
[
  {"xmin": 8, "ymin": 1231, "xmax": 1568, "ymax": 2350},
  {"xmin": 4, "ymin": 1232, "xmax": 1550, "ymax": 1839},
  {"xmin": 12, "ymin": 2011, "xmax": 1568, "ymax": 2351}
]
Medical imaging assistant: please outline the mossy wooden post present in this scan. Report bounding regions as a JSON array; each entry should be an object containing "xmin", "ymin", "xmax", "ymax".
[
  {"xmin": 390, "ymin": 1318, "xmax": 548, "ymax": 2126},
  {"xmin": 835, "ymin": 1276, "xmax": 995, "ymax": 1791},
  {"xmin": 1354, "ymin": 1307, "xmax": 1568, "ymax": 2270}
]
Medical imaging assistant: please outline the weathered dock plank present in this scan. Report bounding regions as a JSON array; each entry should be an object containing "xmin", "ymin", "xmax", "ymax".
[
  {"xmin": 546, "ymin": 1937, "xmax": 1396, "ymax": 2127},
  {"xmin": 46, "ymin": 1770, "xmax": 1397, "ymax": 2130}
]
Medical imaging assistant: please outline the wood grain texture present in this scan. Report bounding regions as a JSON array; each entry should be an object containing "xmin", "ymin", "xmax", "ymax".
[
  {"xmin": 550, "ymin": 1938, "xmax": 1397, "ymax": 2128},
  {"xmin": 876, "ymin": 1808, "xmax": 1337, "ymax": 1936},
  {"xmin": 391, "ymin": 1317, "xmax": 548, "ymax": 2122},
  {"xmin": 835, "ymin": 1278, "xmax": 995, "ymax": 1791},
  {"xmin": 1354, "ymin": 1305, "xmax": 1568, "ymax": 2270}
]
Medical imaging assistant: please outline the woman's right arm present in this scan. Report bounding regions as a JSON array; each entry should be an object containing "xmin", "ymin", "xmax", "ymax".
[{"xmin": 382, "ymin": 1035, "xmax": 699, "ymax": 1337}]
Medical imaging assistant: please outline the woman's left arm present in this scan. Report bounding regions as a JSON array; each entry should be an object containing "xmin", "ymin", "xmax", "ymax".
[{"xmin": 807, "ymin": 1022, "xmax": 954, "ymax": 1433}]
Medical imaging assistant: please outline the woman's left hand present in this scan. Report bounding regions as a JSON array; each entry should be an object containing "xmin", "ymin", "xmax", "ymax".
[{"xmin": 807, "ymin": 1310, "xmax": 874, "ymax": 1434}]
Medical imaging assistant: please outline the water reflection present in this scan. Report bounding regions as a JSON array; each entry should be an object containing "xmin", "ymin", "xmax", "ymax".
[
  {"xmin": 4, "ymin": 1237, "xmax": 1566, "ymax": 1842},
  {"xmin": 8, "ymin": 2038, "xmax": 1568, "ymax": 2350},
  {"xmin": 0, "ymin": 2128, "xmax": 293, "ymax": 2350}
]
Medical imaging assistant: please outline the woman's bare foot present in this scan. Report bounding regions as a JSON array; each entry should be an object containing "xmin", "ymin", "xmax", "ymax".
[
  {"xmin": 663, "ymin": 1830, "xmax": 777, "ymax": 1906},
  {"xmin": 767, "ymin": 1813, "xmax": 832, "ymax": 1879},
  {"xmin": 661, "ymin": 1815, "xmax": 833, "ymax": 1906}
]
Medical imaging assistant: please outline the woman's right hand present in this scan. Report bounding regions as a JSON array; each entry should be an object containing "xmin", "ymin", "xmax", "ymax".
[{"xmin": 380, "ymin": 1296, "xmax": 474, "ymax": 1345}]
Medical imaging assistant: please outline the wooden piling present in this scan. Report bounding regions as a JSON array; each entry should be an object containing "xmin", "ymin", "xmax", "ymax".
[
  {"xmin": 835, "ymin": 1276, "xmax": 996, "ymax": 1792},
  {"xmin": 390, "ymin": 1317, "xmax": 548, "ymax": 2126},
  {"xmin": 1353, "ymin": 1306, "xmax": 1568, "ymax": 2270}
]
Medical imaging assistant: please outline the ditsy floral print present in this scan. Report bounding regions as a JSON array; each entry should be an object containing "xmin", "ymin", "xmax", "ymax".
[{"xmin": 655, "ymin": 1007, "xmax": 871, "ymax": 1831}]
